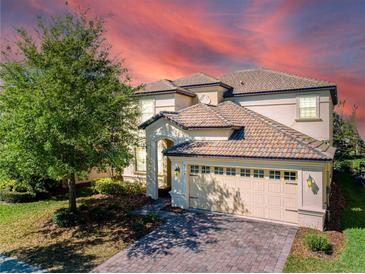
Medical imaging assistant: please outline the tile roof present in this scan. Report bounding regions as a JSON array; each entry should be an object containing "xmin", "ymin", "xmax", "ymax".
[
  {"xmin": 220, "ymin": 68, "xmax": 337, "ymax": 100},
  {"xmin": 135, "ymin": 68, "xmax": 337, "ymax": 104},
  {"xmin": 161, "ymin": 101, "xmax": 335, "ymax": 161},
  {"xmin": 135, "ymin": 79, "xmax": 196, "ymax": 97},
  {"xmin": 139, "ymin": 103, "xmax": 238, "ymax": 129},
  {"xmin": 173, "ymin": 72, "xmax": 221, "ymax": 87}
]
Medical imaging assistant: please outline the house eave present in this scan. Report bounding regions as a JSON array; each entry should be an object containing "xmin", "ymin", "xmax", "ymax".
[{"xmin": 224, "ymin": 86, "xmax": 338, "ymax": 105}]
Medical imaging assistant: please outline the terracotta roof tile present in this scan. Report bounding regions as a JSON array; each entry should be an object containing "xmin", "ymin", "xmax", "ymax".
[{"xmin": 162, "ymin": 101, "xmax": 335, "ymax": 160}]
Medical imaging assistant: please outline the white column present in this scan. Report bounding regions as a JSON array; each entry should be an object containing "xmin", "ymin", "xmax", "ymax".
[{"xmin": 146, "ymin": 140, "xmax": 158, "ymax": 199}]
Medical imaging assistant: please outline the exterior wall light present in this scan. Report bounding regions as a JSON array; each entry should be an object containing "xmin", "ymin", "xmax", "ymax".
[
  {"xmin": 307, "ymin": 175, "xmax": 314, "ymax": 188},
  {"xmin": 174, "ymin": 165, "xmax": 181, "ymax": 177}
]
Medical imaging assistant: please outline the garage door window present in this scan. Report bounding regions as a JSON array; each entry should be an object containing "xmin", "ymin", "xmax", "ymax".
[
  {"xmin": 253, "ymin": 169, "xmax": 264, "ymax": 178},
  {"xmin": 214, "ymin": 167, "xmax": 224, "ymax": 175},
  {"xmin": 269, "ymin": 170, "xmax": 281, "ymax": 180},
  {"xmin": 240, "ymin": 169, "xmax": 251, "ymax": 177},
  {"xmin": 226, "ymin": 168, "xmax": 236, "ymax": 176},
  {"xmin": 202, "ymin": 166, "xmax": 211, "ymax": 174},
  {"xmin": 190, "ymin": 165, "xmax": 199, "ymax": 174},
  {"xmin": 284, "ymin": 171, "xmax": 296, "ymax": 181}
]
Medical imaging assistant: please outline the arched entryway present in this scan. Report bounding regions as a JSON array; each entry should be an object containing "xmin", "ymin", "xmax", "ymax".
[
  {"xmin": 146, "ymin": 136, "xmax": 177, "ymax": 199},
  {"xmin": 156, "ymin": 139, "xmax": 174, "ymax": 197}
]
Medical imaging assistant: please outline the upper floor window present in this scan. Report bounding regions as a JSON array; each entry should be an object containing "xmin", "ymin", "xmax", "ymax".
[
  {"xmin": 298, "ymin": 96, "xmax": 318, "ymax": 119},
  {"xmin": 141, "ymin": 99, "xmax": 155, "ymax": 122}
]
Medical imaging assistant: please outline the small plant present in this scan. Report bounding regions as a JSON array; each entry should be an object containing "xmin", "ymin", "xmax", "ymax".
[
  {"xmin": 52, "ymin": 208, "xmax": 80, "ymax": 227},
  {"xmin": 304, "ymin": 233, "xmax": 331, "ymax": 253},
  {"xmin": 144, "ymin": 213, "xmax": 158, "ymax": 223},
  {"xmin": 131, "ymin": 218, "xmax": 145, "ymax": 231}
]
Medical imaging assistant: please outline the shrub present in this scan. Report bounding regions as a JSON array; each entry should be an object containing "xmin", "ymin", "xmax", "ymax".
[
  {"xmin": 131, "ymin": 218, "xmax": 145, "ymax": 231},
  {"xmin": 0, "ymin": 190, "xmax": 35, "ymax": 203},
  {"xmin": 304, "ymin": 233, "xmax": 331, "ymax": 253},
  {"xmin": 0, "ymin": 179, "xmax": 17, "ymax": 191},
  {"xmin": 93, "ymin": 178, "xmax": 144, "ymax": 196},
  {"xmin": 52, "ymin": 208, "xmax": 80, "ymax": 227}
]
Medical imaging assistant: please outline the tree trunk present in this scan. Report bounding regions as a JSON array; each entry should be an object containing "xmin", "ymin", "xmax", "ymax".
[{"xmin": 67, "ymin": 173, "xmax": 77, "ymax": 212}]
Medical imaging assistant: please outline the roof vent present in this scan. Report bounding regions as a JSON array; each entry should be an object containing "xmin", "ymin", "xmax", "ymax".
[{"xmin": 240, "ymin": 80, "xmax": 245, "ymax": 86}]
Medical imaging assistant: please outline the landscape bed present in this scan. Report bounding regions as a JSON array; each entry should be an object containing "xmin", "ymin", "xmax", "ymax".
[{"xmin": 0, "ymin": 186, "xmax": 161, "ymax": 273}]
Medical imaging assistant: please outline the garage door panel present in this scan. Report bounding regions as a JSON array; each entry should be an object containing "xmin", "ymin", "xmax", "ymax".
[
  {"xmin": 188, "ymin": 166, "xmax": 298, "ymax": 224},
  {"xmin": 268, "ymin": 182, "xmax": 281, "ymax": 193}
]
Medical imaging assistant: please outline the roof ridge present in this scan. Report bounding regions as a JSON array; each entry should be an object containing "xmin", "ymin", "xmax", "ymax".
[
  {"xmin": 203, "ymin": 104, "xmax": 232, "ymax": 127},
  {"xmin": 226, "ymin": 102, "xmax": 331, "ymax": 158}
]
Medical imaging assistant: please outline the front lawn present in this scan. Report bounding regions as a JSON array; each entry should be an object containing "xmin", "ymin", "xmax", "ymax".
[
  {"xmin": 284, "ymin": 167, "xmax": 365, "ymax": 272},
  {"xmin": 0, "ymin": 187, "xmax": 159, "ymax": 272}
]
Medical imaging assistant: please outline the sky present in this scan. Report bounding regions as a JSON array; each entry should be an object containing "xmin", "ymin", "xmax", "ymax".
[{"xmin": 1, "ymin": 0, "xmax": 365, "ymax": 138}]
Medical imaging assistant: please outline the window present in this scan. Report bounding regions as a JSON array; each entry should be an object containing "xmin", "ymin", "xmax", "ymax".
[
  {"xmin": 190, "ymin": 165, "xmax": 199, "ymax": 174},
  {"xmin": 226, "ymin": 167, "xmax": 236, "ymax": 176},
  {"xmin": 269, "ymin": 170, "xmax": 281, "ymax": 180},
  {"xmin": 135, "ymin": 146, "xmax": 146, "ymax": 172},
  {"xmin": 214, "ymin": 167, "xmax": 224, "ymax": 175},
  {"xmin": 141, "ymin": 99, "xmax": 155, "ymax": 122},
  {"xmin": 240, "ymin": 169, "xmax": 251, "ymax": 177},
  {"xmin": 284, "ymin": 171, "xmax": 297, "ymax": 181},
  {"xmin": 253, "ymin": 169, "xmax": 264, "ymax": 178},
  {"xmin": 202, "ymin": 166, "xmax": 211, "ymax": 174},
  {"xmin": 298, "ymin": 97, "xmax": 317, "ymax": 119}
]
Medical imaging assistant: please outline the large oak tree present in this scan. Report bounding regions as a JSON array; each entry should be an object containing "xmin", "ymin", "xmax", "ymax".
[{"xmin": 0, "ymin": 13, "xmax": 139, "ymax": 211}]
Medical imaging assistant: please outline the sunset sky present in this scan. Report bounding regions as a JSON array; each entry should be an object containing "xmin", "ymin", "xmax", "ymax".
[{"xmin": 1, "ymin": 0, "xmax": 365, "ymax": 137}]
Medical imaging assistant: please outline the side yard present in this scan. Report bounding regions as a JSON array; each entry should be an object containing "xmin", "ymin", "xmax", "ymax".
[
  {"xmin": 0, "ymin": 185, "xmax": 160, "ymax": 272},
  {"xmin": 284, "ymin": 162, "xmax": 365, "ymax": 272}
]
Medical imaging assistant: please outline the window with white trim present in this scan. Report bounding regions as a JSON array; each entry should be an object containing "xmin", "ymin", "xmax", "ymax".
[
  {"xmin": 253, "ymin": 169, "xmax": 264, "ymax": 178},
  {"xmin": 269, "ymin": 170, "xmax": 281, "ymax": 180},
  {"xmin": 240, "ymin": 169, "xmax": 251, "ymax": 177},
  {"xmin": 284, "ymin": 171, "xmax": 297, "ymax": 181},
  {"xmin": 141, "ymin": 99, "xmax": 155, "ymax": 122},
  {"xmin": 135, "ymin": 146, "xmax": 146, "ymax": 172},
  {"xmin": 202, "ymin": 166, "xmax": 211, "ymax": 174},
  {"xmin": 214, "ymin": 167, "xmax": 223, "ymax": 175},
  {"xmin": 190, "ymin": 165, "xmax": 199, "ymax": 174},
  {"xmin": 226, "ymin": 167, "xmax": 236, "ymax": 176},
  {"xmin": 298, "ymin": 96, "xmax": 317, "ymax": 119}
]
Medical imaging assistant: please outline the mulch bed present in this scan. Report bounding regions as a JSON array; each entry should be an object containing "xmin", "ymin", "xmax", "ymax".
[
  {"xmin": 40, "ymin": 193, "xmax": 162, "ymax": 241},
  {"xmin": 290, "ymin": 228, "xmax": 345, "ymax": 260}
]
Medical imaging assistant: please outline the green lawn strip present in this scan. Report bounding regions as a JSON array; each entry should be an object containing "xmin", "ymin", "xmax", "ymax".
[{"xmin": 284, "ymin": 163, "xmax": 365, "ymax": 272}]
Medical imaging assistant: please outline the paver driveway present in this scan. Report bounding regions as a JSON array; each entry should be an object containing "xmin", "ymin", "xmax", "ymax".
[{"xmin": 93, "ymin": 211, "xmax": 297, "ymax": 273}]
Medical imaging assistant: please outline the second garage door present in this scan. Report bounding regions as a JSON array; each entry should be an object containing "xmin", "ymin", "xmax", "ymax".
[{"xmin": 188, "ymin": 165, "xmax": 298, "ymax": 224}]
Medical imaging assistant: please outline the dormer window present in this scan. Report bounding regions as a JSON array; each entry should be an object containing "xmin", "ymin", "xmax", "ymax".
[{"xmin": 297, "ymin": 96, "xmax": 319, "ymax": 120}]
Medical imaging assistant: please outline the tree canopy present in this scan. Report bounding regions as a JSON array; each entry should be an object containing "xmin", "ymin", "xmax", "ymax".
[
  {"xmin": 0, "ymin": 13, "xmax": 140, "ymax": 210},
  {"xmin": 333, "ymin": 101, "xmax": 364, "ymax": 159}
]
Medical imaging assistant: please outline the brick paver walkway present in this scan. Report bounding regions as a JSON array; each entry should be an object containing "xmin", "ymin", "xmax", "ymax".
[{"xmin": 93, "ymin": 210, "xmax": 297, "ymax": 273}]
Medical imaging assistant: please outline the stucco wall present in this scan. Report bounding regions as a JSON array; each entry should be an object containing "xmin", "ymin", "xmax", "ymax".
[{"xmin": 228, "ymin": 90, "xmax": 333, "ymax": 142}]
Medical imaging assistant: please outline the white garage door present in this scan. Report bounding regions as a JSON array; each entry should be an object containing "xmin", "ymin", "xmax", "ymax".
[{"xmin": 188, "ymin": 166, "xmax": 298, "ymax": 224}]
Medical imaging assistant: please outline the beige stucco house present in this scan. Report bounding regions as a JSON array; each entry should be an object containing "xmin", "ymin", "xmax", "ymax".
[{"xmin": 99, "ymin": 68, "xmax": 338, "ymax": 230}]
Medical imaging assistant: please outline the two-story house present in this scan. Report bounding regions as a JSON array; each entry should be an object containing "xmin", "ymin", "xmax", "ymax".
[{"xmin": 120, "ymin": 68, "xmax": 338, "ymax": 230}]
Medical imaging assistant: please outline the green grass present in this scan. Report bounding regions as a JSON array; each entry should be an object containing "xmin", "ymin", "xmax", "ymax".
[
  {"xmin": 0, "ymin": 188, "xmax": 153, "ymax": 272},
  {"xmin": 284, "ymin": 163, "xmax": 365, "ymax": 272}
]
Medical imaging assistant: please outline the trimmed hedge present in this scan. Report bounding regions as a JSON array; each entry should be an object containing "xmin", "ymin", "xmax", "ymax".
[
  {"xmin": 0, "ymin": 190, "xmax": 36, "ymax": 203},
  {"xmin": 93, "ymin": 178, "xmax": 144, "ymax": 196}
]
